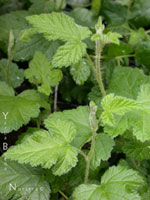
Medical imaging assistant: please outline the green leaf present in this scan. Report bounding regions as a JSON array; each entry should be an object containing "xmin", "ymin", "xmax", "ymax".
[
  {"xmin": 108, "ymin": 66, "xmax": 150, "ymax": 99},
  {"xmin": 29, "ymin": 0, "xmax": 54, "ymax": 14},
  {"xmin": 16, "ymin": 127, "xmax": 42, "ymax": 144},
  {"xmin": 129, "ymin": 28, "xmax": 148, "ymax": 47},
  {"xmin": 88, "ymin": 85, "xmax": 102, "ymax": 107},
  {"xmin": 69, "ymin": 8, "xmax": 97, "ymax": 27},
  {"xmin": 0, "ymin": 59, "xmax": 24, "ymax": 88},
  {"xmin": 0, "ymin": 81, "xmax": 48, "ymax": 133},
  {"xmin": 135, "ymin": 41, "xmax": 150, "ymax": 69},
  {"xmin": 114, "ymin": 0, "xmax": 131, "ymax": 6},
  {"xmin": 29, "ymin": 0, "xmax": 66, "ymax": 14},
  {"xmin": 14, "ymin": 33, "xmax": 60, "ymax": 62},
  {"xmin": 123, "ymin": 139, "xmax": 150, "ymax": 160},
  {"xmin": 131, "ymin": 84, "xmax": 150, "ymax": 142},
  {"xmin": 52, "ymin": 41, "xmax": 87, "ymax": 68},
  {"xmin": 0, "ymin": 81, "xmax": 14, "ymax": 96},
  {"xmin": 25, "ymin": 51, "xmax": 62, "ymax": 95},
  {"xmin": 104, "ymin": 32, "xmax": 122, "ymax": 45},
  {"xmin": 101, "ymin": 0, "xmax": 127, "ymax": 26},
  {"xmin": 104, "ymin": 114, "xmax": 129, "ymax": 137},
  {"xmin": 92, "ymin": 0, "xmax": 102, "ymax": 16},
  {"xmin": 70, "ymin": 59, "xmax": 91, "ymax": 85},
  {"xmin": 101, "ymin": 94, "xmax": 139, "ymax": 126},
  {"xmin": 0, "ymin": 158, "xmax": 50, "ymax": 200},
  {"xmin": 73, "ymin": 165, "xmax": 143, "ymax": 200},
  {"xmin": 132, "ymin": 110, "xmax": 150, "ymax": 142},
  {"xmin": 0, "ymin": 11, "xmax": 28, "ymax": 51},
  {"xmin": 106, "ymin": 42, "xmax": 133, "ymax": 58},
  {"xmin": 129, "ymin": 0, "xmax": 150, "ymax": 28},
  {"xmin": 47, "ymin": 106, "xmax": 91, "ymax": 148},
  {"xmin": 4, "ymin": 118, "xmax": 78, "ymax": 176},
  {"xmin": 18, "ymin": 89, "xmax": 49, "ymax": 110},
  {"xmin": 66, "ymin": 0, "xmax": 90, "ymax": 8},
  {"xmin": 26, "ymin": 12, "xmax": 91, "ymax": 67},
  {"xmin": 0, "ymin": 0, "xmax": 19, "ymax": 14},
  {"xmin": 26, "ymin": 12, "xmax": 91, "ymax": 42},
  {"xmin": 91, "ymin": 133, "xmax": 115, "ymax": 169}
]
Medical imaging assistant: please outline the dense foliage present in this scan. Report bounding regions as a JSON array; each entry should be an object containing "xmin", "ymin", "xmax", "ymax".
[{"xmin": 1, "ymin": 0, "xmax": 150, "ymax": 199}]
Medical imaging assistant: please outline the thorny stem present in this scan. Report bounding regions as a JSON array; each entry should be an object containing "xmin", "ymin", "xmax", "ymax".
[
  {"xmin": 95, "ymin": 40, "xmax": 106, "ymax": 96},
  {"xmin": 54, "ymin": 84, "xmax": 59, "ymax": 112}
]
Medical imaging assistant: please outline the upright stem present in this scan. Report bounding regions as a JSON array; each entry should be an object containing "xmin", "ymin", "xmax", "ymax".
[
  {"xmin": 84, "ymin": 102, "xmax": 98, "ymax": 183},
  {"xmin": 6, "ymin": 57, "xmax": 11, "ymax": 85},
  {"xmin": 84, "ymin": 128, "xmax": 97, "ymax": 183},
  {"xmin": 54, "ymin": 84, "xmax": 59, "ymax": 112},
  {"xmin": 59, "ymin": 190, "xmax": 68, "ymax": 200},
  {"xmin": 95, "ymin": 40, "xmax": 106, "ymax": 96}
]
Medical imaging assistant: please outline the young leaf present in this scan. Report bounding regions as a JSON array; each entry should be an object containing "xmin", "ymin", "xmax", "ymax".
[
  {"xmin": 91, "ymin": 133, "xmax": 115, "ymax": 169},
  {"xmin": 25, "ymin": 51, "xmax": 62, "ymax": 95},
  {"xmin": 0, "ymin": 158, "xmax": 50, "ymax": 200},
  {"xmin": 26, "ymin": 12, "xmax": 91, "ymax": 42},
  {"xmin": 101, "ymin": 94, "xmax": 139, "ymax": 126},
  {"xmin": 73, "ymin": 165, "xmax": 143, "ymax": 200},
  {"xmin": 52, "ymin": 41, "xmax": 87, "ymax": 68},
  {"xmin": 0, "ymin": 59, "xmax": 24, "ymax": 88},
  {"xmin": 0, "ymin": 81, "xmax": 48, "ymax": 133},
  {"xmin": 4, "ymin": 118, "xmax": 78, "ymax": 176},
  {"xmin": 26, "ymin": 12, "xmax": 91, "ymax": 67},
  {"xmin": 46, "ymin": 106, "xmax": 91, "ymax": 148},
  {"xmin": 70, "ymin": 59, "xmax": 91, "ymax": 85}
]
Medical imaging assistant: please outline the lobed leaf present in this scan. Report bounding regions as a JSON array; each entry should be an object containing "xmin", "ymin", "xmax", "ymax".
[
  {"xmin": 91, "ymin": 133, "xmax": 115, "ymax": 169},
  {"xmin": 47, "ymin": 106, "xmax": 91, "ymax": 148},
  {"xmin": 73, "ymin": 165, "xmax": 143, "ymax": 200},
  {"xmin": 26, "ymin": 12, "xmax": 91, "ymax": 42},
  {"xmin": 0, "ymin": 158, "xmax": 50, "ymax": 200},
  {"xmin": 123, "ymin": 139, "xmax": 150, "ymax": 160},
  {"xmin": 101, "ymin": 94, "xmax": 140, "ymax": 126},
  {"xmin": 108, "ymin": 66, "xmax": 150, "ymax": 99},
  {"xmin": 0, "ymin": 81, "xmax": 49, "ymax": 133},
  {"xmin": 70, "ymin": 59, "xmax": 91, "ymax": 85},
  {"xmin": 52, "ymin": 41, "xmax": 87, "ymax": 68},
  {"xmin": 25, "ymin": 51, "xmax": 62, "ymax": 95},
  {"xmin": 4, "ymin": 118, "xmax": 78, "ymax": 176},
  {"xmin": 0, "ymin": 59, "xmax": 24, "ymax": 88}
]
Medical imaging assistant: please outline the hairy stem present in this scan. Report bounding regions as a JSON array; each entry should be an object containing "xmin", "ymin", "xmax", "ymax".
[
  {"xmin": 84, "ymin": 127, "xmax": 97, "ymax": 183},
  {"xmin": 86, "ymin": 53, "xmax": 97, "ymax": 75},
  {"xmin": 95, "ymin": 40, "xmax": 106, "ymax": 96}
]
